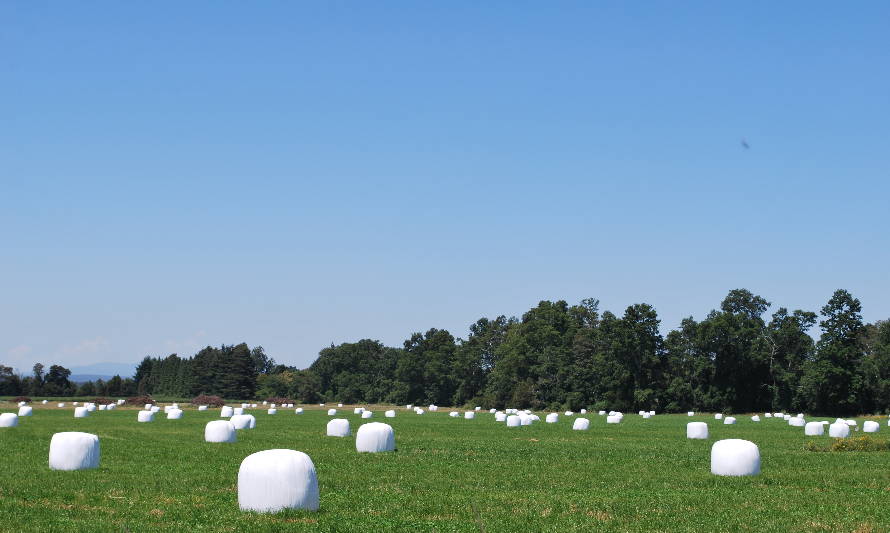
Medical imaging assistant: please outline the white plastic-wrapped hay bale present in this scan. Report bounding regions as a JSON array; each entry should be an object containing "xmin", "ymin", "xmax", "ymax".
[
  {"xmin": 475, "ymin": 406, "xmax": 481, "ymax": 411},
  {"xmin": 205, "ymin": 420, "xmax": 236, "ymax": 443},
  {"xmin": 252, "ymin": 404, "xmax": 258, "ymax": 408},
  {"xmin": 231, "ymin": 414, "xmax": 253, "ymax": 430},
  {"xmin": 117, "ymin": 399, "xmax": 124, "ymax": 405},
  {"xmin": 384, "ymin": 410, "xmax": 395, "ymax": 418},
  {"xmin": 233, "ymin": 407, "xmax": 244, "ymax": 416},
  {"xmin": 150, "ymin": 406, "xmax": 160, "ymax": 413},
  {"xmin": 85, "ymin": 404, "xmax": 96, "ymax": 412},
  {"xmin": 489, "ymin": 408, "xmax": 496, "ymax": 414},
  {"xmin": 723, "ymin": 417, "xmax": 736, "ymax": 425},
  {"xmin": 845, "ymin": 419, "xmax": 857, "ymax": 427},
  {"xmin": 642, "ymin": 413, "xmax": 651, "ymax": 419},
  {"xmin": 464, "ymin": 412, "xmax": 475, "ymax": 420},
  {"xmin": 783, "ymin": 414, "xmax": 791, "ymax": 421},
  {"xmin": 144, "ymin": 403, "xmax": 152, "ymax": 410},
  {"xmin": 0, "ymin": 413, "xmax": 18, "ymax": 427},
  {"xmin": 519, "ymin": 414, "xmax": 534, "ymax": 426},
  {"xmin": 263, "ymin": 401, "xmax": 268, "ymax": 405},
  {"xmin": 687, "ymin": 422, "xmax": 708, "ymax": 439},
  {"xmin": 796, "ymin": 413, "xmax": 804, "ymax": 418},
  {"xmin": 828, "ymin": 423, "xmax": 850, "ymax": 438},
  {"xmin": 58, "ymin": 403, "xmax": 65, "ymax": 408},
  {"xmin": 18, "ymin": 401, "xmax": 26, "ymax": 407},
  {"xmin": 361, "ymin": 411, "xmax": 373, "ymax": 419},
  {"xmin": 241, "ymin": 403, "xmax": 249, "ymax": 409},
  {"xmin": 572, "ymin": 418, "xmax": 590, "ymax": 431},
  {"xmin": 495, "ymin": 412, "xmax": 507, "ymax": 422},
  {"xmin": 863, "ymin": 421, "xmax": 879, "ymax": 433},
  {"xmin": 649, "ymin": 411, "xmax": 656, "ymax": 416},
  {"xmin": 74, "ymin": 402, "xmax": 79, "ymax": 406},
  {"xmin": 449, "ymin": 411, "xmax": 459, "ymax": 418},
  {"xmin": 198, "ymin": 405, "xmax": 208, "ymax": 411},
  {"xmin": 49, "ymin": 432, "xmax": 100, "ymax": 471},
  {"xmin": 751, "ymin": 415, "xmax": 760, "ymax": 422},
  {"xmin": 565, "ymin": 411, "xmax": 574, "ymax": 416},
  {"xmin": 137, "ymin": 410, "xmax": 154, "ymax": 423},
  {"xmin": 267, "ymin": 408, "xmax": 277, "ymax": 415},
  {"xmin": 327, "ymin": 418, "xmax": 350, "ymax": 437},
  {"xmin": 353, "ymin": 407, "xmax": 364, "ymax": 415},
  {"xmin": 221, "ymin": 406, "xmax": 234, "ymax": 418},
  {"xmin": 18, "ymin": 406, "xmax": 33, "ymax": 417},
  {"xmin": 356, "ymin": 422, "xmax": 396, "ymax": 453},
  {"xmin": 327, "ymin": 408, "xmax": 336, "ymax": 416},
  {"xmin": 506, "ymin": 415, "xmax": 521, "ymax": 427},
  {"xmin": 764, "ymin": 413, "xmax": 772, "ymax": 418},
  {"xmin": 606, "ymin": 415, "xmax": 621, "ymax": 424},
  {"xmin": 581, "ymin": 409, "xmax": 587, "ymax": 414},
  {"xmin": 599, "ymin": 410, "xmax": 606, "ymax": 415},
  {"xmin": 406, "ymin": 404, "xmax": 413, "ymax": 409},
  {"xmin": 98, "ymin": 404, "xmax": 106, "ymax": 411},
  {"xmin": 638, "ymin": 410, "xmax": 646, "ymax": 416},
  {"xmin": 715, "ymin": 413, "xmax": 723, "ymax": 420},
  {"xmin": 805, "ymin": 422, "xmax": 824, "ymax": 436},
  {"xmin": 774, "ymin": 412, "xmax": 783, "ymax": 418},
  {"xmin": 238, "ymin": 449, "xmax": 319, "ymax": 512},
  {"xmin": 296, "ymin": 408, "xmax": 304, "ymax": 414},
  {"xmin": 429, "ymin": 405, "xmax": 438, "ymax": 412},
  {"xmin": 788, "ymin": 417, "xmax": 805, "ymax": 427},
  {"xmin": 106, "ymin": 403, "xmax": 115, "ymax": 410},
  {"xmin": 42, "ymin": 400, "xmax": 48, "ymax": 404},
  {"xmin": 545, "ymin": 413, "xmax": 559, "ymax": 423},
  {"xmin": 711, "ymin": 439, "xmax": 760, "ymax": 476},
  {"xmin": 415, "ymin": 408, "xmax": 425, "ymax": 415},
  {"xmin": 74, "ymin": 407, "xmax": 89, "ymax": 418},
  {"xmin": 163, "ymin": 405, "xmax": 172, "ymax": 413},
  {"xmin": 337, "ymin": 403, "xmax": 343, "ymax": 407},
  {"xmin": 270, "ymin": 403, "xmax": 276, "ymax": 409},
  {"xmin": 167, "ymin": 409, "xmax": 183, "ymax": 420}
]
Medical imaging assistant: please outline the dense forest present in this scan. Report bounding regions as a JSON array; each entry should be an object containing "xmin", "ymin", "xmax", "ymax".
[{"xmin": 2, "ymin": 289, "xmax": 888, "ymax": 416}]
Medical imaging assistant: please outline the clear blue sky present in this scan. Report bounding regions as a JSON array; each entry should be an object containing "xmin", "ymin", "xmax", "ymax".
[{"xmin": 2, "ymin": 2, "xmax": 888, "ymax": 373}]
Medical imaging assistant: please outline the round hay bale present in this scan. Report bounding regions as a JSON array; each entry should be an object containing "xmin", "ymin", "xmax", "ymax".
[
  {"xmin": 231, "ymin": 415, "xmax": 253, "ymax": 430},
  {"xmin": 384, "ymin": 410, "xmax": 395, "ymax": 418},
  {"xmin": 581, "ymin": 409, "xmax": 587, "ymax": 414},
  {"xmin": 687, "ymin": 422, "xmax": 708, "ymax": 439},
  {"xmin": 57, "ymin": 403, "xmax": 65, "ymax": 408},
  {"xmin": 150, "ymin": 406, "xmax": 160, "ymax": 413},
  {"xmin": 642, "ymin": 413, "xmax": 651, "ymax": 419},
  {"xmin": 0, "ymin": 413, "xmax": 19, "ymax": 427},
  {"xmin": 74, "ymin": 407, "xmax": 89, "ymax": 418},
  {"xmin": 545, "ymin": 413, "xmax": 559, "ymax": 423},
  {"xmin": 805, "ymin": 422, "xmax": 824, "ymax": 436},
  {"xmin": 198, "ymin": 405, "xmax": 208, "ymax": 411},
  {"xmin": 296, "ymin": 408, "xmax": 304, "ymax": 414},
  {"xmin": 764, "ymin": 413, "xmax": 772, "ymax": 418},
  {"xmin": 221, "ymin": 406, "xmax": 234, "ymax": 418},
  {"xmin": 353, "ymin": 407, "xmax": 364, "ymax": 415},
  {"xmin": 327, "ymin": 409, "xmax": 337, "ymax": 416},
  {"xmin": 783, "ymin": 414, "xmax": 791, "ymax": 421},
  {"xmin": 845, "ymin": 420, "xmax": 857, "ymax": 427},
  {"xmin": 356, "ymin": 422, "xmax": 396, "ymax": 453},
  {"xmin": 361, "ymin": 411, "xmax": 373, "ymax": 419},
  {"xmin": 98, "ymin": 405, "xmax": 106, "ymax": 411},
  {"xmin": 42, "ymin": 400, "xmax": 48, "ymax": 404},
  {"xmin": 233, "ymin": 408, "xmax": 244, "ymax": 416},
  {"xmin": 238, "ymin": 449, "xmax": 319, "ymax": 512},
  {"xmin": 18, "ymin": 406, "xmax": 33, "ymax": 417},
  {"xmin": 144, "ymin": 403, "xmax": 152, "ymax": 410},
  {"xmin": 337, "ymin": 403, "xmax": 343, "ymax": 407},
  {"xmin": 205, "ymin": 420, "xmax": 236, "ymax": 443},
  {"xmin": 267, "ymin": 408, "xmax": 277, "ymax": 415},
  {"xmin": 167, "ymin": 409, "xmax": 183, "ymax": 420},
  {"xmin": 714, "ymin": 413, "xmax": 723, "ymax": 420},
  {"xmin": 788, "ymin": 417, "xmax": 805, "ymax": 427},
  {"xmin": 475, "ymin": 406, "xmax": 481, "ymax": 411},
  {"xmin": 326, "ymin": 419, "xmax": 350, "ymax": 437},
  {"xmin": 449, "ymin": 411, "xmax": 459, "ymax": 418},
  {"xmin": 711, "ymin": 439, "xmax": 760, "ymax": 476},
  {"xmin": 464, "ymin": 412, "xmax": 475, "ymax": 420},
  {"xmin": 751, "ymin": 415, "xmax": 760, "ymax": 422},
  {"xmin": 49, "ymin": 432, "xmax": 100, "ymax": 471},
  {"xmin": 489, "ymin": 408, "xmax": 496, "ymax": 413},
  {"xmin": 572, "ymin": 418, "xmax": 590, "ymax": 431},
  {"xmin": 495, "ymin": 412, "xmax": 507, "ymax": 422},
  {"xmin": 519, "ymin": 414, "xmax": 534, "ymax": 426},
  {"xmin": 606, "ymin": 415, "xmax": 621, "ymax": 424},
  {"xmin": 564, "ymin": 411, "xmax": 574, "ymax": 416},
  {"xmin": 723, "ymin": 417, "xmax": 736, "ymax": 425},
  {"xmin": 828, "ymin": 423, "xmax": 850, "ymax": 438},
  {"xmin": 137, "ymin": 410, "xmax": 154, "ymax": 422},
  {"xmin": 863, "ymin": 421, "xmax": 879, "ymax": 433},
  {"xmin": 506, "ymin": 415, "xmax": 521, "ymax": 427},
  {"xmin": 415, "ymin": 408, "xmax": 425, "ymax": 415},
  {"xmin": 599, "ymin": 410, "xmax": 606, "ymax": 415}
]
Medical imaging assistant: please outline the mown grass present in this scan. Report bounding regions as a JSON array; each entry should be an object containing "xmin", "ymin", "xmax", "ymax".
[{"xmin": 0, "ymin": 405, "xmax": 888, "ymax": 532}]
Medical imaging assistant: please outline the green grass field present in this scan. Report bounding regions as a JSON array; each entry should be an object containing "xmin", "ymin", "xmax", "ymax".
[{"xmin": 0, "ymin": 404, "xmax": 888, "ymax": 532}]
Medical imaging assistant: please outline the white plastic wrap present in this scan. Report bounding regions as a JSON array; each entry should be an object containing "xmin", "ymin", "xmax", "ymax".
[
  {"xmin": 572, "ymin": 418, "xmax": 590, "ymax": 430},
  {"xmin": 711, "ymin": 439, "xmax": 760, "ymax": 476},
  {"xmin": 687, "ymin": 422, "xmax": 708, "ymax": 439},
  {"xmin": 355, "ymin": 422, "xmax": 396, "ymax": 453},
  {"xmin": 205, "ymin": 420, "xmax": 236, "ymax": 443},
  {"xmin": 238, "ymin": 449, "xmax": 319, "ymax": 512},
  {"xmin": 49, "ymin": 432, "xmax": 100, "ymax": 471},
  {"xmin": 326, "ymin": 418, "xmax": 350, "ymax": 437}
]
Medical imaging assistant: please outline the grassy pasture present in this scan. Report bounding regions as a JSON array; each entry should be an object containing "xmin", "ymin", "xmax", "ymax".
[{"xmin": 0, "ymin": 405, "xmax": 888, "ymax": 532}]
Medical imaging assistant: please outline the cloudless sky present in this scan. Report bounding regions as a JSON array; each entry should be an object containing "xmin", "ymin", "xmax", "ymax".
[{"xmin": 2, "ymin": 2, "xmax": 889, "ymax": 372}]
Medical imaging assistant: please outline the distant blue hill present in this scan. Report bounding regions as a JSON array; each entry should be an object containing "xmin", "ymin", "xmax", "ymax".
[{"xmin": 68, "ymin": 362, "xmax": 136, "ymax": 383}]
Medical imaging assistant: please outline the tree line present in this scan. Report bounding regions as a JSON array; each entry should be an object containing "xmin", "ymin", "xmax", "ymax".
[{"xmin": 2, "ymin": 289, "xmax": 888, "ymax": 416}]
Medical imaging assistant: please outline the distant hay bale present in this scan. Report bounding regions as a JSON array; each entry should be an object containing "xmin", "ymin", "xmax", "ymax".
[
  {"xmin": 565, "ymin": 411, "xmax": 574, "ymax": 416},
  {"xmin": 415, "ymin": 408, "xmax": 425, "ymax": 415},
  {"xmin": 489, "ymin": 408, "xmax": 496, "ymax": 413},
  {"xmin": 238, "ymin": 450, "xmax": 319, "ymax": 512},
  {"xmin": 338, "ymin": 403, "xmax": 343, "ymax": 407},
  {"xmin": 327, "ymin": 409, "xmax": 337, "ymax": 416},
  {"xmin": 0, "ymin": 413, "xmax": 19, "ymax": 427},
  {"xmin": 98, "ymin": 405, "xmax": 106, "ymax": 411},
  {"xmin": 863, "ymin": 421, "xmax": 879, "ymax": 433},
  {"xmin": 464, "ymin": 412, "xmax": 475, "ymax": 420},
  {"xmin": 828, "ymin": 423, "xmax": 850, "ymax": 438},
  {"xmin": 353, "ymin": 408, "xmax": 364, "ymax": 415},
  {"xmin": 714, "ymin": 414, "xmax": 723, "ymax": 420},
  {"xmin": 783, "ymin": 414, "xmax": 791, "ymax": 421},
  {"xmin": 599, "ymin": 411, "xmax": 606, "ymax": 415},
  {"xmin": 234, "ymin": 408, "xmax": 244, "ymax": 416},
  {"xmin": 137, "ymin": 410, "xmax": 154, "ymax": 423},
  {"xmin": 764, "ymin": 413, "xmax": 772, "ymax": 418},
  {"xmin": 198, "ymin": 406, "xmax": 208, "ymax": 411},
  {"xmin": 572, "ymin": 418, "xmax": 590, "ymax": 431},
  {"xmin": 267, "ymin": 408, "xmax": 277, "ymax": 415},
  {"xmin": 231, "ymin": 415, "xmax": 253, "ymax": 430},
  {"xmin": 385, "ymin": 410, "xmax": 395, "ymax": 418},
  {"xmin": 788, "ymin": 417, "xmax": 805, "ymax": 427},
  {"xmin": 356, "ymin": 422, "xmax": 396, "ymax": 453},
  {"xmin": 42, "ymin": 400, "xmax": 48, "ymax": 404},
  {"xmin": 545, "ymin": 413, "xmax": 559, "ymax": 423},
  {"xmin": 475, "ymin": 406, "xmax": 481, "ymax": 411},
  {"xmin": 205, "ymin": 420, "xmax": 237, "ymax": 443},
  {"xmin": 150, "ymin": 406, "xmax": 160, "ymax": 413},
  {"xmin": 805, "ymin": 422, "xmax": 824, "ymax": 436},
  {"xmin": 751, "ymin": 415, "xmax": 760, "ymax": 422},
  {"xmin": 361, "ymin": 411, "xmax": 373, "ymax": 419},
  {"xmin": 506, "ymin": 415, "xmax": 521, "ymax": 427},
  {"xmin": 845, "ymin": 420, "xmax": 857, "ymax": 427},
  {"xmin": 495, "ymin": 412, "xmax": 507, "ymax": 422},
  {"xmin": 687, "ymin": 422, "xmax": 708, "ymax": 439},
  {"xmin": 144, "ymin": 404, "xmax": 153, "ymax": 410},
  {"xmin": 519, "ymin": 414, "xmax": 534, "ymax": 426},
  {"xmin": 74, "ymin": 407, "xmax": 89, "ymax": 418},
  {"xmin": 326, "ymin": 419, "xmax": 350, "ymax": 437},
  {"xmin": 18, "ymin": 406, "xmax": 33, "ymax": 417},
  {"xmin": 406, "ymin": 404, "xmax": 412, "ymax": 409},
  {"xmin": 606, "ymin": 415, "xmax": 621, "ymax": 424},
  {"xmin": 296, "ymin": 408, "xmax": 304, "ymax": 414},
  {"xmin": 449, "ymin": 412, "xmax": 459, "ymax": 418},
  {"xmin": 167, "ymin": 409, "xmax": 183, "ymax": 420},
  {"xmin": 49, "ymin": 432, "xmax": 100, "ymax": 471},
  {"xmin": 723, "ymin": 417, "xmax": 736, "ymax": 425},
  {"xmin": 642, "ymin": 413, "xmax": 651, "ymax": 419},
  {"xmin": 221, "ymin": 406, "xmax": 234, "ymax": 418},
  {"xmin": 58, "ymin": 403, "xmax": 65, "ymax": 408},
  {"xmin": 428, "ymin": 405, "xmax": 438, "ymax": 412},
  {"xmin": 711, "ymin": 439, "xmax": 760, "ymax": 476}
]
